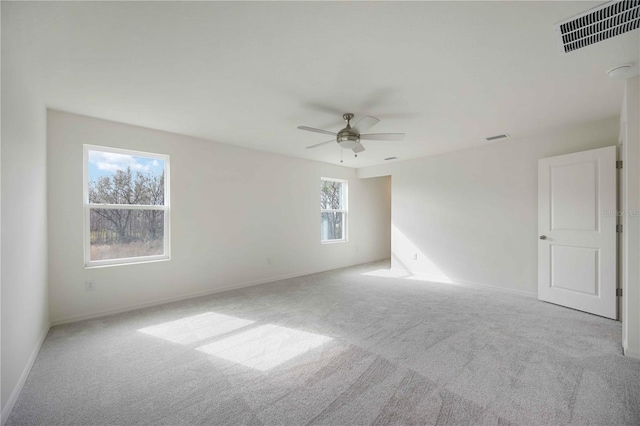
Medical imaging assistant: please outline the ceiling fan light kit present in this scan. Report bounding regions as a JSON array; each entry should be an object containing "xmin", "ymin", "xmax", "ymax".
[{"xmin": 297, "ymin": 112, "xmax": 405, "ymax": 159}]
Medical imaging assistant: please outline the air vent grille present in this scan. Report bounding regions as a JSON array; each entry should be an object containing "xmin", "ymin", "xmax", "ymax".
[
  {"xmin": 486, "ymin": 134, "xmax": 509, "ymax": 141},
  {"xmin": 555, "ymin": 0, "xmax": 640, "ymax": 53}
]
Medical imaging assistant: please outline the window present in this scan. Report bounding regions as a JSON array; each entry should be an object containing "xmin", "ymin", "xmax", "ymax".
[
  {"xmin": 321, "ymin": 178, "xmax": 347, "ymax": 243},
  {"xmin": 84, "ymin": 145, "xmax": 170, "ymax": 267}
]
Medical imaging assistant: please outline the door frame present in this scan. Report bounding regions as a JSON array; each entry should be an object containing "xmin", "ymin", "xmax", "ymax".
[{"xmin": 619, "ymin": 83, "xmax": 640, "ymax": 358}]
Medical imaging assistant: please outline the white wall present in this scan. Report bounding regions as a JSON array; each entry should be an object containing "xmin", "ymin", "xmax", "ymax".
[
  {"xmin": 1, "ymin": 8, "xmax": 50, "ymax": 420},
  {"xmin": 352, "ymin": 175, "xmax": 391, "ymax": 264},
  {"xmin": 359, "ymin": 117, "xmax": 619, "ymax": 297},
  {"xmin": 621, "ymin": 76, "xmax": 640, "ymax": 358},
  {"xmin": 48, "ymin": 111, "xmax": 391, "ymax": 324},
  {"xmin": 1, "ymin": 2, "xmax": 3, "ymax": 411}
]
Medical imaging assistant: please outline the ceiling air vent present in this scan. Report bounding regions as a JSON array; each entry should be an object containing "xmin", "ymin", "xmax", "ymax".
[
  {"xmin": 486, "ymin": 134, "xmax": 509, "ymax": 141},
  {"xmin": 555, "ymin": 0, "xmax": 640, "ymax": 53}
]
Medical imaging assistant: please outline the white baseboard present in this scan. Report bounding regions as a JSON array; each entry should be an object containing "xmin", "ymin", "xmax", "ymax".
[
  {"xmin": 623, "ymin": 346, "xmax": 640, "ymax": 359},
  {"xmin": 389, "ymin": 268, "xmax": 538, "ymax": 299},
  {"xmin": 51, "ymin": 259, "xmax": 389, "ymax": 326},
  {"xmin": 1, "ymin": 324, "xmax": 51, "ymax": 426}
]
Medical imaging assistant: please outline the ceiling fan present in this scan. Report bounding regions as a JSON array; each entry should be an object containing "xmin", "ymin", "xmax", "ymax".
[{"xmin": 297, "ymin": 113, "xmax": 405, "ymax": 155}]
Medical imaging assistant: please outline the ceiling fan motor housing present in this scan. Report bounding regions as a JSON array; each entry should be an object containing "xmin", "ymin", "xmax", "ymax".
[
  {"xmin": 337, "ymin": 129, "xmax": 359, "ymax": 149},
  {"xmin": 336, "ymin": 112, "xmax": 359, "ymax": 149}
]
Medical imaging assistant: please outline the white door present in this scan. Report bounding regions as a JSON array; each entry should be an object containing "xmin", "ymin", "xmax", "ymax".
[{"xmin": 538, "ymin": 146, "xmax": 617, "ymax": 319}]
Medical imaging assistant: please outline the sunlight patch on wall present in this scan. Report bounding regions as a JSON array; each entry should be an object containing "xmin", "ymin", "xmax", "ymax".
[
  {"xmin": 391, "ymin": 225, "xmax": 452, "ymax": 283},
  {"xmin": 196, "ymin": 324, "xmax": 332, "ymax": 371},
  {"xmin": 138, "ymin": 312, "xmax": 254, "ymax": 345}
]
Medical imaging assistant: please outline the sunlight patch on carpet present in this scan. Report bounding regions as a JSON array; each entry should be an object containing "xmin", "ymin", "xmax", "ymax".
[
  {"xmin": 196, "ymin": 324, "xmax": 332, "ymax": 371},
  {"xmin": 363, "ymin": 268, "xmax": 453, "ymax": 284},
  {"xmin": 138, "ymin": 312, "xmax": 254, "ymax": 345},
  {"xmin": 362, "ymin": 269, "xmax": 410, "ymax": 278}
]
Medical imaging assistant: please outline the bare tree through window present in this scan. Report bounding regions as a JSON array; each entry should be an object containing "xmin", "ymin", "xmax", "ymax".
[
  {"xmin": 85, "ymin": 147, "xmax": 169, "ymax": 265},
  {"xmin": 321, "ymin": 179, "xmax": 346, "ymax": 242}
]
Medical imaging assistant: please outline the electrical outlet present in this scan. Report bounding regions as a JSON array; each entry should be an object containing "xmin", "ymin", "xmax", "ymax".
[
  {"xmin": 411, "ymin": 253, "xmax": 418, "ymax": 260},
  {"xmin": 85, "ymin": 280, "xmax": 96, "ymax": 292}
]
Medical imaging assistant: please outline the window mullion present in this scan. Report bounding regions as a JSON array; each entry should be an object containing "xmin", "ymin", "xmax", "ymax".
[{"xmin": 87, "ymin": 204, "xmax": 167, "ymax": 211}]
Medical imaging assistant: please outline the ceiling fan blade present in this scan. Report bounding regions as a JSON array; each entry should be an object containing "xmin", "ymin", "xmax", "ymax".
[
  {"xmin": 353, "ymin": 142, "xmax": 365, "ymax": 153},
  {"xmin": 297, "ymin": 126, "xmax": 336, "ymax": 136},
  {"xmin": 306, "ymin": 139, "xmax": 335, "ymax": 149},
  {"xmin": 352, "ymin": 116, "xmax": 380, "ymax": 132},
  {"xmin": 360, "ymin": 133, "xmax": 405, "ymax": 141}
]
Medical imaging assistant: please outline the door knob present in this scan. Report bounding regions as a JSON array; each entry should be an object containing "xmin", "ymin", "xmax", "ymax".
[{"xmin": 539, "ymin": 235, "xmax": 547, "ymax": 240}]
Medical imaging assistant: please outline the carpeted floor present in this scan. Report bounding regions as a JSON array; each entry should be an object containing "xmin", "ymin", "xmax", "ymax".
[{"xmin": 7, "ymin": 260, "xmax": 640, "ymax": 425}]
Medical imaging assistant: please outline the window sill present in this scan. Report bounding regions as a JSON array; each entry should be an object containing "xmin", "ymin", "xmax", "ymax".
[
  {"xmin": 321, "ymin": 240, "xmax": 348, "ymax": 245},
  {"xmin": 85, "ymin": 256, "xmax": 170, "ymax": 269}
]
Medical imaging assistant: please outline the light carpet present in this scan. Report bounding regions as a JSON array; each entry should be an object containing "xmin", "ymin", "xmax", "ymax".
[{"xmin": 7, "ymin": 260, "xmax": 640, "ymax": 425}]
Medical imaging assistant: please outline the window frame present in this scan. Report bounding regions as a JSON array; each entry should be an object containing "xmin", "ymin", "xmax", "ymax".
[
  {"xmin": 320, "ymin": 177, "xmax": 348, "ymax": 244},
  {"xmin": 83, "ymin": 144, "xmax": 171, "ymax": 268}
]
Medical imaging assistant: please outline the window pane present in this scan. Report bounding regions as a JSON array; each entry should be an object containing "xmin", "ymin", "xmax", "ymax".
[
  {"xmin": 88, "ymin": 150, "xmax": 165, "ymax": 205},
  {"xmin": 321, "ymin": 180, "xmax": 343, "ymax": 210},
  {"xmin": 321, "ymin": 212, "xmax": 344, "ymax": 241},
  {"xmin": 90, "ymin": 209, "xmax": 164, "ymax": 261}
]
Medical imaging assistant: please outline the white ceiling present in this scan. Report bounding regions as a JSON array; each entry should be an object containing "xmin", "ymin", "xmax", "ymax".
[{"xmin": 5, "ymin": 1, "xmax": 639, "ymax": 168}]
